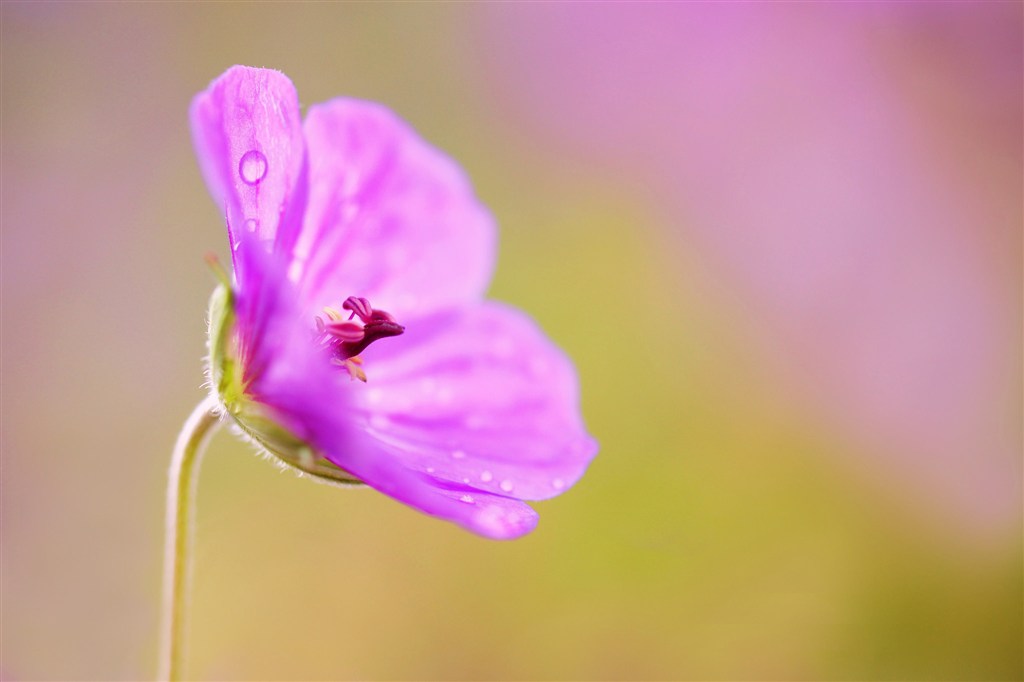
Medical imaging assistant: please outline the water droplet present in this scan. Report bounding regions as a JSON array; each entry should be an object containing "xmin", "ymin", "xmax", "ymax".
[
  {"xmin": 451, "ymin": 449, "xmax": 466, "ymax": 459},
  {"xmin": 480, "ymin": 471, "xmax": 493, "ymax": 483},
  {"xmin": 462, "ymin": 477, "xmax": 470, "ymax": 484},
  {"xmin": 244, "ymin": 218, "xmax": 258, "ymax": 233},
  {"xmin": 239, "ymin": 150, "xmax": 268, "ymax": 185},
  {"xmin": 552, "ymin": 478, "xmax": 566, "ymax": 490},
  {"xmin": 460, "ymin": 494, "xmax": 474, "ymax": 504},
  {"xmin": 426, "ymin": 466, "xmax": 435, "ymax": 474},
  {"xmin": 499, "ymin": 479, "xmax": 514, "ymax": 493}
]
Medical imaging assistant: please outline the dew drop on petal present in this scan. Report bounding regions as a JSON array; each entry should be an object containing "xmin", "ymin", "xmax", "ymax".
[
  {"xmin": 451, "ymin": 449, "xmax": 466, "ymax": 460},
  {"xmin": 244, "ymin": 218, "xmax": 259, "ymax": 233},
  {"xmin": 552, "ymin": 478, "xmax": 566, "ymax": 490},
  {"xmin": 480, "ymin": 471, "xmax": 493, "ymax": 483},
  {"xmin": 462, "ymin": 477, "xmax": 470, "ymax": 484},
  {"xmin": 460, "ymin": 494, "xmax": 475, "ymax": 504},
  {"xmin": 239, "ymin": 150, "xmax": 268, "ymax": 185},
  {"xmin": 426, "ymin": 466, "xmax": 435, "ymax": 474},
  {"xmin": 499, "ymin": 479, "xmax": 514, "ymax": 493}
]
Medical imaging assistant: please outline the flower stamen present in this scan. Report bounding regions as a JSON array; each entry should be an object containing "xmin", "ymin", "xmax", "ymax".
[
  {"xmin": 332, "ymin": 357, "xmax": 368, "ymax": 382},
  {"xmin": 314, "ymin": 296, "xmax": 404, "ymax": 380}
]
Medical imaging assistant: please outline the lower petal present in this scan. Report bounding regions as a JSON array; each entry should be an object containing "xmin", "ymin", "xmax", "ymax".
[
  {"xmin": 349, "ymin": 302, "xmax": 598, "ymax": 501},
  {"xmin": 335, "ymin": 437, "xmax": 541, "ymax": 540}
]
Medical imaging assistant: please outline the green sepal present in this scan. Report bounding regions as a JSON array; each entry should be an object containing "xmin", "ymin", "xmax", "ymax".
[
  {"xmin": 207, "ymin": 284, "xmax": 238, "ymax": 403},
  {"xmin": 205, "ymin": 285, "xmax": 364, "ymax": 488}
]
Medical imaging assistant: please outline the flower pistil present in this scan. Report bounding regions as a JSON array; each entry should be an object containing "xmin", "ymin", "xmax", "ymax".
[{"xmin": 315, "ymin": 296, "xmax": 404, "ymax": 382}]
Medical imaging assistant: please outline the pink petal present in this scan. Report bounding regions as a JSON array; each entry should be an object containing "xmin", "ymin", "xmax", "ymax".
[
  {"xmin": 287, "ymin": 99, "xmax": 496, "ymax": 319},
  {"xmin": 401, "ymin": 478, "xmax": 540, "ymax": 540},
  {"xmin": 283, "ymin": 394, "xmax": 542, "ymax": 540},
  {"xmin": 229, "ymin": 260, "xmax": 543, "ymax": 540},
  {"xmin": 230, "ymin": 240, "xmax": 309, "ymax": 392},
  {"xmin": 350, "ymin": 302, "xmax": 598, "ymax": 501},
  {"xmin": 330, "ymin": 435, "xmax": 542, "ymax": 539},
  {"xmin": 190, "ymin": 66, "xmax": 306, "ymax": 259}
]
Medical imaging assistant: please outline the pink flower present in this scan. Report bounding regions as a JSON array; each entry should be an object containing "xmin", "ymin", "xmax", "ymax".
[{"xmin": 190, "ymin": 66, "xmax": 596, "ymax": 539}]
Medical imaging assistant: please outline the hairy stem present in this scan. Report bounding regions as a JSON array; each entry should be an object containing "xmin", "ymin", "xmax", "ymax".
[{"xmin": 159, "ymin": 395, "xmax": 221, "ymax": 681}]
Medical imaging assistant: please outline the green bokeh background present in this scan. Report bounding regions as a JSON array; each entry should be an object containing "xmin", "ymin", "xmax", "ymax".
[{"xmin": 2, "ymin": 3, "xmax": 1021, "ymax": 681}]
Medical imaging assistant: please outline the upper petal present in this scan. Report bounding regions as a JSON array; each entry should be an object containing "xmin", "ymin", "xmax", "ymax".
[
  {"xmin": 349, "ymin": 302, "xmax": 598, "ymax": 501},
  {"xmin": 190, "ymin": 66, "xmax": 306, "ymax": 261},
  {"xmin": 287, "ymin": 99, "xmax": 496, "ymax": 319}
]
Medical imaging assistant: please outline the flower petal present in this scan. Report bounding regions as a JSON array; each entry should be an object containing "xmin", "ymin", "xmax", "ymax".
[
  {"xmin": 325, "ymin": 431, "xmax": 542, "ymax": 539},
  {"xmin": 287, "ymin": 99, "xmax": 496, "ymax": 319},
  {"xmin": 230, "ymin": 241, "xmax": 307, "ymax": 391},
  {"xmin": 350, "ymin": 302, "xmax": 598, "ymax": 501},
  {"xmin": 277, "ymin": 385, "xmax": 541, "ymax": 539},
  {"xmin": 230, "ymin": 255, "xmax": 540, "ymax": 539},
  {"xmin": 190, "ymin": 66, "xmax": 306, "ymax": 260},
  {"xmin": 324, "ymin": 430, "xmax": 542, "ymax": 540}
]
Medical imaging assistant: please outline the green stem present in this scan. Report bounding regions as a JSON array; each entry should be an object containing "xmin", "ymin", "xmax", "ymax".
[{"xmin": 159, "ymin": 395, "xmax": 222, "ymax": 681}]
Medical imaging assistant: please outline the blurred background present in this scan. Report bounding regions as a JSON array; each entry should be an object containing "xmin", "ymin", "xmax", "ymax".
[{"xmin": 2, "ymin": 2, "xmax": 1021, "ymax": 680}]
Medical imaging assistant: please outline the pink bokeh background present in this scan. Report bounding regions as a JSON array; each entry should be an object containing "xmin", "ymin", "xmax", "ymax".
[{"xmin": 478, "ymin": 2, "xmax": 1022, "ymax": 537}]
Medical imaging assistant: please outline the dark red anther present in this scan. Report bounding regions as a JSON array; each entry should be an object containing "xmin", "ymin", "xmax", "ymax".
[
  {"xmin": 338, "ymin": 317, "xmax": 405, "ymax": 358},
  {"xmin": 324, "ymin": 296, "xmax": 405, "ymax": 362}
]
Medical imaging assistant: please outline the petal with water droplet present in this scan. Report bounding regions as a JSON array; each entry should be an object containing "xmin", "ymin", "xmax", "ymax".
[{"xmin": 190, "ymin": 66, "xmax": 306, "ymax": 266}]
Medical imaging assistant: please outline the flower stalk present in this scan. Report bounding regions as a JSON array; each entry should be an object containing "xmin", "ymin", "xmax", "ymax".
[{"xmin": 159, "ymin": 395, "xmax": 222, "ymax": 682}]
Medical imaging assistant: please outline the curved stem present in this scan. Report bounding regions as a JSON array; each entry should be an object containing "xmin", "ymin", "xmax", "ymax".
[{"xmin": 159, "ymin": 395, "xmax": 222, "ymax": 681}]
